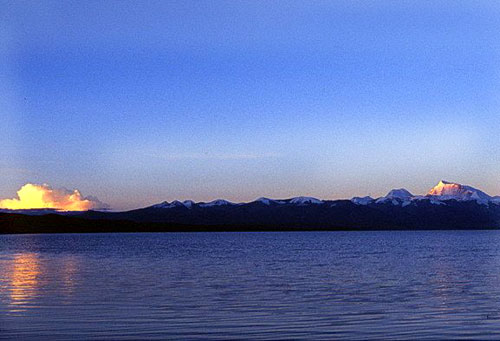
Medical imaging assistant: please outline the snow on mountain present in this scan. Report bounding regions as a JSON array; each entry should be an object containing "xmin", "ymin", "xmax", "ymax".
[
  {"xmin": 152, "ymin": 201, "xmax": 175, "ymax": 208},
  {"xmin": 351, "ymin": 196, "xmax": 374, "ymax": 205},
  {"xmin": 149, "ymin": 181, "xmax": 497, "ymax": 209},
  {"xmin": 254, "ymin": 197, "xmax": 285, "ymax": 205},
  {"xmin": 152, "ymin": 200, "xmax": 194, "ymax": 209},
  {"xmin": 427, "ymin": 180, "xmax": 492, "ymax": 204},
  {"xmin": 199, "ymin": 199, "xmax": 234, "ymax": 207},
  {"xmin": 386, "ymin": 189, "xmax": 413, "ymax": 199},
  {"xmin": 373, "ymin": 181, "xmax": 495, "ymax": 206},
  {"xmin": 375, "ymin": 188, "xmax": 413, "ymax": 205},
  {"xmin": 183, "ymin": 200, "xmax": 195, "ymax": 208},
  {"xmin": 410, "ymin": 195, "xmax": 446, "ymax": 206},
  {"xmin": 289, "ymin": 196, "xmax": 323, "ymax": 205}
]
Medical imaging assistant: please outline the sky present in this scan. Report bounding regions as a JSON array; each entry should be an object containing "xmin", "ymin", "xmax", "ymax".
[{"xmin": 1, "ymin": 0, "xmax": 500, "ymax": 210}]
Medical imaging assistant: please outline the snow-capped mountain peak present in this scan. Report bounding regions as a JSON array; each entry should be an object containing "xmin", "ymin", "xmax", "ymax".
[
  {"xmin": 149, "ymin": 181, "xmax": 498, "ymax": 210},
  {"xmin": 351, "ymin": 196, "xmax": 374, "ymax": 205},
  {"xmin": 199, "ymin": 199, "xmax": 234, "ymax": 207},
  {"xmin": 182, "ymin": 200, "xmax": 195, "ymax": 208},
  {"xmin": 254, "ymin": 197, "xmax": 285, "ymax": 205},
  {"xmin": 386, "ymin": 189, "xmax": 413, "ymax": 199},
  {"xmin": 152, "ymin": 200, "xmax": 193, "ymax": 209},
  {"xmin": 152, "ymin": 201, "xmax": 172, "ymax": 208},
  {"xmin": 289, "ymin": 196, "xmax": 323, "ymax": 205},
  {"xmin": 375, "ymin": 188, "xmax": 413, "ymax": 205},
  {"xmin": 427, "ymin": 180, "xmax": 491, "ymax": 204}
]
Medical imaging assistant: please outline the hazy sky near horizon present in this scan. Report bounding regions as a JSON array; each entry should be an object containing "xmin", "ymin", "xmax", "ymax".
[{"xmin": 1, "ymin": 0, "xmax": 500, "ymax": 210}]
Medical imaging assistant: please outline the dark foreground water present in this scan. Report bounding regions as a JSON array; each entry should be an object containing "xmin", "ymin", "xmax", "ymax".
[{"xmin": 2, "ymin": 231, "xmax": 500, "ymax": 339}]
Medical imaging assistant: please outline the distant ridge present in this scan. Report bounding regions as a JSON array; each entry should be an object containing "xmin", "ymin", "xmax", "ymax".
[
  {"xmin": 2, "ymin": 181, "xmax": 495, "ymax": 215},
  {"xmin": 1, "ymin": 181, "xmax": 499, "ymax": 233},
  {"xmin": 141, "ymin": 180, "xmax": 498, "ymax": 210}
]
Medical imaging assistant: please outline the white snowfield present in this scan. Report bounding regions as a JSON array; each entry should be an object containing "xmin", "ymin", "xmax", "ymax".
[
  {"xmin": 357, "ymin": 180, "xmax": 498, "ymax": 206},
  {"xmin": 375, "ymin": 189, "xmax": 413, "ymax": 204},
  {"xmin": 427, "ymin": 180, "xmax": 492, "ymax": 204},
  {"xmin": 199, "ymin": 199, "xmax": 235, "ymax": 208},
  {"xmin": 151, "ymin": 181, "xmax": 499, "ymax": 209},
  {"xmin": 288, "ymin": 196, "xmax": 323, "ymax": 205},
  {"xmin": 152, "ymin": 200, "xmax": 195, "ymax": 209},
  {"xmin": 351, "ymin": 196, "xmax": 374, "ymax": 205},
  {"xmin": 255, "ymin": 197, "xmax": 286, "ymax": 205}
]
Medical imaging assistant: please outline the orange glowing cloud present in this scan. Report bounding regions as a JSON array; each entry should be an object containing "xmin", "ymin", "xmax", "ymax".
[{"xmin": 0, "ymin": 183, "xmax": 108, "ymax": 211}]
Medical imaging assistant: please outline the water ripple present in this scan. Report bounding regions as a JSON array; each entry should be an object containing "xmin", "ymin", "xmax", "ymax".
[{"xmin": 2, "ymin": 231, "xmax": 500, "ymax": 339}]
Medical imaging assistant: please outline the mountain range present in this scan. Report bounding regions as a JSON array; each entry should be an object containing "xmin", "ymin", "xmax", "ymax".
[{"xmin": 1, "ymin": 181, "xmax": 500, "ymax": 233}]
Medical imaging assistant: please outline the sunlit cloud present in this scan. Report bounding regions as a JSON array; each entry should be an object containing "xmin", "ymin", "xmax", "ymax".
[{"xmin": 0, "ymin": 183, "xmax": 108, "ymax": 211}]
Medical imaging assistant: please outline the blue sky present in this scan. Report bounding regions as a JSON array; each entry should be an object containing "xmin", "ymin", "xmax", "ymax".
[{"xmin": 1, "ymin": 0, "xmax": 500, "ymax": 210}]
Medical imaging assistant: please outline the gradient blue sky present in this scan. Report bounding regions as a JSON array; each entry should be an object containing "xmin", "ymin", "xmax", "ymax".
[{"xmin": 1, "ymin": 0, "xmax": 500, "ymax": 210}]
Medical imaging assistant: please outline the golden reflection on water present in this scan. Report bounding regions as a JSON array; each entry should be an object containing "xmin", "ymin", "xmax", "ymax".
[
  {"xmin": 61, "ymin": 256, "xmax": 79, "ymax": 299},
  {"xmin": 5, "ymin": 253, "xmax": 41, "ymax": 312},
  {"xmin": 2, "ymin": 253, "xmax": 81, "ymax": 312}
]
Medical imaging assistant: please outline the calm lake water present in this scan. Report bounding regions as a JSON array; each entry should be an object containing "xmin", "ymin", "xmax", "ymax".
[{"xmin": 2, "ymin": 231, "xmax": 500, "ymax": 339}]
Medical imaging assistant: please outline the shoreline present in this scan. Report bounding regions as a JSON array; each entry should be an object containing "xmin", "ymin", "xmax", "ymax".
[{"xmin": 1, "ymin": 212, "xmax": 497, "ymax": 235}]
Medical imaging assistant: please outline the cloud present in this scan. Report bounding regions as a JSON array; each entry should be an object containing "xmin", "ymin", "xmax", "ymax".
[{"xmin": 0, "ymin": 183, "xmax": 109, "ymax": 211}]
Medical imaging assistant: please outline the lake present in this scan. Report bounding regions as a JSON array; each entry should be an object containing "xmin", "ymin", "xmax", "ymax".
[{"xmin": 2, "ymin": 231, "xmax": 500, "ymax": 339}]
